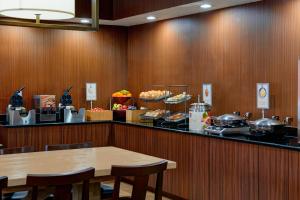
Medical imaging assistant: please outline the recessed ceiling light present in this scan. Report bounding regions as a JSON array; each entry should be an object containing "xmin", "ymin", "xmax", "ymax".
[
  {"xmin": 147, "ymin": 16, "xmax": 156, "ymax": 21},
  {"xmin": 80, "ymin": 19, "xmax": 90, "ymax": 24},
  {"xmin": 200, "ymin": 4, "xmax": 212, "ymax": 9}
]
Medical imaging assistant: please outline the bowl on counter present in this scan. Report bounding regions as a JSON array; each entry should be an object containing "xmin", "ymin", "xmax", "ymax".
[{"xmin": 112, "ymin": 97, "xmax": 131, "ymax": 104}]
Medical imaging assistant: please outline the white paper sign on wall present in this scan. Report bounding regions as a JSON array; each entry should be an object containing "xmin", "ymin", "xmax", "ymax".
[
  {"xmin": 86, "ymin": 83, "xmax": 97, "ymax": 101},
  {"xmin": 257, "ymin": 83, "xmax": 270, "ymax": 109},
  {"xmin": 202, "ymin": 83, "xmax": 212, "ymax": 106}
]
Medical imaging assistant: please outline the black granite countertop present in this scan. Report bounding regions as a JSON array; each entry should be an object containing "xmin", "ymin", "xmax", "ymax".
[{"xmin": 2, "ymin": 120, "xmax": 300, "ymax": 151}]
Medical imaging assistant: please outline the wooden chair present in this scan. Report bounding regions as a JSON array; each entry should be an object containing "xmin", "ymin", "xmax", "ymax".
[
  {"xmin": 0, "ymin": 176, "xmax": 8, "ymax": 200},
  {"xmin": 110, "ymin": 160, "xmax": 168, "ymax": 200},
  {"xmin": 0, "ymin": 146, "xmax": 34, "ymax": 200},
  {"xmin": 26, "ymin": 167, "xmax": 95, "ymax": 200},
  {"xmin": 45, "ymin": 142, "xmax": 93, "ymax": 151},
  {"xmin": 44, "ymin": 142, "xmax": 113, "ymax": 198},
  {"xmin": 0, "ymin": 146, "xmax": 34, "ymax": 155}
]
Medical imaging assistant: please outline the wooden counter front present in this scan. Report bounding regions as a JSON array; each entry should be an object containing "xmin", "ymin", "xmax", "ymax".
[
  {"xmin": 1, "ymin": 122, "xmax": 300, "ymax": 200},
  {"xmin": 112, "ymin": 124, "xmax": 300, "ymax": 200},
  {"xmin": 0, "ymin": 123, "xmax": 112, "ymax": 151}
]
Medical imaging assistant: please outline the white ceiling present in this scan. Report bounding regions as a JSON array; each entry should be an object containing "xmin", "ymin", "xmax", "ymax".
[{"xmin": 98, "ymin": 0, "xmax": 262, "ymax": 27}]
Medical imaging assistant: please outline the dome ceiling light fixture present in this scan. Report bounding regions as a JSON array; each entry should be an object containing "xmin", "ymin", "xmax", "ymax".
[
  {"xmin": 0, "ymin": 0, "xmax": 75, "ymax": 22},
  {"xmin": 0, "ymin": 0, "xmax": 99, "ymax": 31}
]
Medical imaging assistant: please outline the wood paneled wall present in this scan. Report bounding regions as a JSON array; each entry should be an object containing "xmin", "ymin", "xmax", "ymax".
[
  {"xmin": 127, "ymin": 0, "xmax": 300, "ymax": 123},
  {"xmin": 0, "ymin": 25, "xmax": 127, "ymax": 113}
]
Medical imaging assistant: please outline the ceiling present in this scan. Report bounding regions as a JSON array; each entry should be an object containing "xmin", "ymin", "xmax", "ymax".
[
  {"xmin": 97, "ymin": 0, "xmax": 262, "ymax": 26},
  {"xmin": 0, "ymin": 0, "xmax": 262, "ymax": 28}
]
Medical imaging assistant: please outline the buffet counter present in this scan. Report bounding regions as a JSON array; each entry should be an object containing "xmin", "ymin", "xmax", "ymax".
[
  {"xmin": 1, "ymin": 120, "xmax": 300, "ymax": 200},
  {"xmin": 1, "ymin": 120, "xmax": 300, "ymax": 151}
]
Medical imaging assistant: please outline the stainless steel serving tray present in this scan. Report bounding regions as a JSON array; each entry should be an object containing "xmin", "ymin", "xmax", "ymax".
[
  {"xmin": 164, "ymin": 113, "xmax": 188, "ymax": 122},
  {"xmin": 163, "ymin": 95, "xmax": 192, "ymax": 104},
  {"xmin": 140, "ymin": 110, "xmax": 170, "ymax": 120}
]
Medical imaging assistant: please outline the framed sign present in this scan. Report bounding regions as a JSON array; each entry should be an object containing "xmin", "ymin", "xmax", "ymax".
[
  {"xmin": 86, "ymin": 83, "xmax": 97, "ymax": 101},
  {"xmin": 203, "ymin": 83, "xmax": 212, "ymax": 105},
  {"xmin": 257, "ymin": 83, "xmax": 270, "ymax": 109}
]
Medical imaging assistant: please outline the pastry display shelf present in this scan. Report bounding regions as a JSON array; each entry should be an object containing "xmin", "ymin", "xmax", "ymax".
[{"xmin": 163, "ymin": 85, "xmax": 191, "ymax": 126}]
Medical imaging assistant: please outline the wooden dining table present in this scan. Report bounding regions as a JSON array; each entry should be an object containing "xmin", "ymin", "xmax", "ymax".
[{"xmin": 0, "ymin": 146, "xmax": 176, "ymax": 199}]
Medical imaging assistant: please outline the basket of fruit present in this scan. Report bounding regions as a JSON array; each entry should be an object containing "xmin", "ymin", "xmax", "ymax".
[
  {"xmin": 112, "ymin": 103, "xmax": 137, "ymax": 122},
  {"xmin": 112, "ymin": 90, "xmax": 132, "ymax": 104},
  {"xmin": 86, "ymin": 107, "xmax": 113, "ymax": 121}
]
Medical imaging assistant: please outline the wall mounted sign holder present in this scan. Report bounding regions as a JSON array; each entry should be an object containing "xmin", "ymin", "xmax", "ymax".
[
  {"xmin": 0, "ymin": 0, "xmax": 99, "ymax": 31},
  {"xmin": 257, "ymin": 83, "xmax": 270, "ymax": 119}
]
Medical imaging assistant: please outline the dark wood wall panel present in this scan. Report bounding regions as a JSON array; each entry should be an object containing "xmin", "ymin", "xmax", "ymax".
[
  {"xmin": 61, "ymin": 123, "xmax": 111, "ymax": 146},
  {"xmin": 0, "ymin": 123, "xmax": 111, "ymax": 151},
  {"xmin": 154, "ymin": 129, "xmax": 195, "ymax": 198},
  {"xmin": 210, "ymin": 139, "xmax": 258, "ymax": 200},
  {"xmin": 127, "ymin": 0, "xmax": 300, "ymax": 124},
  {"xmin": 0, "ymin": 25, "xmax": 127, "ymax": 113},
  {"xmin": 113, "ymin": 0, "xmax": 199, "ymax": 19},
  {"xmin": 288, "ymin": 151, "xmax": 300, "ymax": 200},
  {"xmin": 258, "ymin": 146, "xmax": 289, "ymax": 200},
  {"xmin": 2, "ymin": 123, "xmax": 300, "ymax": 199},
  {"xmin": 112, "ymin": 124, "xmax": 210, "ymax": 200},
  {"xmin": 0, "ymin": 126, "xmax": 62, "ymax": 151},
  {"xmin": 190, "ymin": 134, "xmax": 210, "ymax": 200},
  {"xmin": 76, "ymin": 0, "xmax": 113, "ymax": 19},
  {"xmin": 113, "ymin": 124, "xmax": 300, "ymax": 200}
]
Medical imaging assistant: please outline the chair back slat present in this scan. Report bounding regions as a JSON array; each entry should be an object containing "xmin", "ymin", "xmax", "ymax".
[
  {"xmin": 0, "ymin": 146, "xmax": 34, "ymax": 155},
  {"xmin": 0, "ymin": 176, "xmax": 8, "ymax": 200},
  {"xmin": 26, "ymin": 167, "xmax": 95, "ymax": 200},
  {"xmin": 45, "ymin": 142, "xmax": 93, "ymax": 151},
  {"xmin": 111, "ymin": 160, "xmax": 168, "ymax": 200}
]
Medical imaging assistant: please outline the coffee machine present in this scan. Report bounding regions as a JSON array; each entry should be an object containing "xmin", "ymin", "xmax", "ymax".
[
  {"xmin": 58, "ymin": 86, "xmax": 85, "ymax": 123},
  {"xmin": 6, "ymin": 87, "xmax": 36, "ymax": 125}
]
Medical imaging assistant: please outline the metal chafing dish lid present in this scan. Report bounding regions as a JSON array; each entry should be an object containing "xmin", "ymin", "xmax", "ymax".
[
  {"xmin": 252, "ymin": 118, "xmax": 284, "ymax": 128},
  {"xmin": 216, "ymin": 114, "xmax": 244, "ymax": 121}
]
